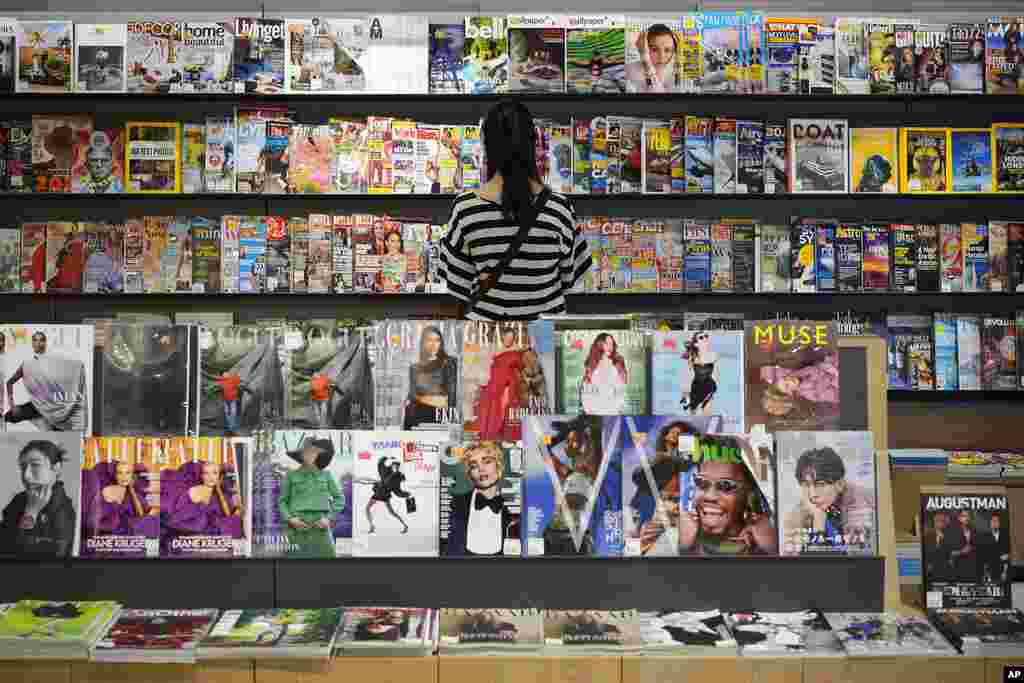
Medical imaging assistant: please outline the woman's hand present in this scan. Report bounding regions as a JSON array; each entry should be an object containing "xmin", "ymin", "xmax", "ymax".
[
  {"xmin": 288, "ymin": 517, "xmax": 310, "ymax": 530},
  {"xmin": 416, "ymin": 394, "xmax": 448, "ymax": 409},
  {"xmin": 315, "ymin": 517, "xmax": 332, "ymax": 530},
  {"xmin": 739, "ymin": 515, "xmax": 777, "ymax": 553},
  {"xmin": 677, "ymin": 511, "xmax": 700, "ymax": 552}
]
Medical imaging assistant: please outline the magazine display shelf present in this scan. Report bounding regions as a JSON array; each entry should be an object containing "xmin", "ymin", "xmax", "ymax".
[{"xmin": 0, "ymin": 654, "xmax": 1019, "ymax": 683}]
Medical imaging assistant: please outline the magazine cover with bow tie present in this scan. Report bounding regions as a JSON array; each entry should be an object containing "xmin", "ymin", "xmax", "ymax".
[
  {"xmin": 159, "ymin": 436, "xmax": 251, "ymax": 559},
  {"xmin": 351, "ymin": 430, "xmax": 448, "ymax": 557},
  {"xmin": 0, "ymin": 324, "xmax": 93, "ymax": 434},
  {"xmin": 522, "ymin": 414, "xmax": 623, "ymax": 557}
]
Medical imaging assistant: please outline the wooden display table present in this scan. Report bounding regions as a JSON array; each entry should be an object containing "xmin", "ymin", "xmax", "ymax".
[
  {"xmin": 71, "ymin": 663, "xmax": 252, "ymax": 683},
  {"xmin": 802, "ymin": 656, "xmax": 985, "ymax": 683},
  {"xmin": 254, "ymin": 657, "xmax": 437, "ymax": 683},
  {"xmin": 0, "ymin": 660, "xmax": 71, "ymax": 683},
  {"xmin": 439, "ymin": 655, "xmax": 621, "ymax": 683},
  {"xmin": 623, "ymin": 656, "xmax": 802, "ymax": 683}
]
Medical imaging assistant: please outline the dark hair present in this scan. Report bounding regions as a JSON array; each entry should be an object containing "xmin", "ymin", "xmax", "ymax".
[
  {"xmin": 794, "ymin": 447, "xmax": 845, "ymax": 483},
  {"xmin": 19, "ymin": 440, "xmax": 66, "ymax": 467},
  {"xmin": 417, "ymin": 324, "xmax": 451, "ymax": 368},
  {"xmin": 646, "ymin": 24, "xmax": 681, "ymax": 87},
  {"xmin": 32, "ymin": 331, "xmax": 47, "ymax": 342},
  {"xmin": 482, "ymin": 101, "xmax": 541, "ymax": 222},
  {"xmin": 656, "ymin": 421, "xmax": 700, "ymax": 455}
]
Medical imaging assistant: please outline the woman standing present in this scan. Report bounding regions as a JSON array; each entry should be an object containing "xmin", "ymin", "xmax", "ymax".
[
  {"xmin": 682, "ymin": 331, "xmax": 718, "ymax": 414},
  {"xmin": 440, "ymin": 101, "xmax": 590, "ymax": 320},
  {"xmin": 579, "ymin": 333, "xmax": 628, "ymax": 414}
]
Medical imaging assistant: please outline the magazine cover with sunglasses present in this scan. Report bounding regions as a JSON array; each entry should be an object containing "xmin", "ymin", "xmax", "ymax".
[
  {"xmin": 676, "ymin": 432, "xmax": 777, "ymax": 556},
  {"xmin": 620, "ymin": 415, "xmax": 723, "ymax": 556},
  {"xmin": 522, "ymin": 414, "xmax": 623, "ymax": 557},
  {"xmin": 776, "ymin": 431, "xmax": 877, "ymax": 557}
]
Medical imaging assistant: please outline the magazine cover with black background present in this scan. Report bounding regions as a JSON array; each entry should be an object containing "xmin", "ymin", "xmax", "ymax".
[
  {"xmin": 94, "ymin": 324, "xmax": 197, "ymax": 436},
  {"xmin": 199, "ymin": 326, "xmax": 285, "ymax": 436},
  {"xmin": 920, "ymin": 489, "xmax": 1011, "ymax": 609}
]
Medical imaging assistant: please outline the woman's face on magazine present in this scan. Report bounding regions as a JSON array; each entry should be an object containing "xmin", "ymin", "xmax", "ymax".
[{"xmin": 648, "ymin": 34, "xmax": 675, "ymax": 67}]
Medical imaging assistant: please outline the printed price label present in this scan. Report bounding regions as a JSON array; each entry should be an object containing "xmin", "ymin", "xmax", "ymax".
[
  {"xmin": 528, "ymin": 538, "xmax": 545, "ymax": 556},
  {"xmin": 926, "ymin": 590, "xmax": 943, "ymax": 609},
  {"xmin": 284, "ymin": 331, "xmax": 304, "ymax": 350},
  {"xmin": 625, "ymin": 538, "xmax": 642, "ymax": 556}
]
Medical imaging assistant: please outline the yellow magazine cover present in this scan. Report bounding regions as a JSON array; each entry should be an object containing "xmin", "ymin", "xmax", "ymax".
[
  {"xmin": 125, "ymin": 122, "xmax": 181, "ymax": 194},
  {"xmin": 993, "ymin": 123, "xmax": 1024, "ymax": 193},
  {"xmin": 899, "ymin": 127, "xmax": 950, "ymax": 194},
  {"xmin": 849, "ymin": 127, "xmax": 898, "ymax": 193}
]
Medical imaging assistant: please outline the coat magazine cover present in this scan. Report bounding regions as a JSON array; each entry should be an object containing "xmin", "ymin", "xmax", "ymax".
[
  {"xmin": 440, "ymin": 440, "xmax": 523, "ymax": 557},
  {"xmin": 0, "ymin": 431, "xmax": 81, "ymax": 559},
  {"xmin": 921, "ymin": 489, "xmax": 1011, "ymax": 609},
  {"xmin": 199, "ymin": 326, "xmax": 285, "ymax": 436},
  {"xmin": 461, "ymin": 320, "xmax": 553, "ymax": 443},
  {"xmin": 744, "ymin": 321, "xmax": 839, "ymax": 433},
  {"xmin": 79, "ymin": 436, "xmax": 162, "ymax": 559},
  {"xmin": 94, "ymin": 324, "xmax": 196, "ymax": 436},
  {"xmin": 557, "ymin": 328, "xmax": 647, "ymax": 415},
  {"xmin": 350, "ymin": 430, "xmax": 448, "ymax": 557},
  {"xmin": 372, "ymin": 320, "xmax": 461, "ymax": 434},
  {"xmin": 159, "ymin": 436, "xmax": 250, "ymax": 559},
  {"xmin": 283, "ymin": 321, "xmax": 373, "ymax": 430},
  {"xmin": 0, "ymin": 324, "xmax": 92, "ymax": 433},
  {"xmin": 649, "ymin": 330, "xmax": 743, "ymax": 433},
  {"xmin": 621, "ymin": 415, "xmax": 724, "ymax": 557},
  {"xmin": 522, "ymin": 414, "xmax": 622, "ymax": 557},
  {"xmin": 252, "ymin": 430, "xmax": 352, "ymax": 558},
  {"xmin": 776, "ymin": 431, "xmax": 877, "ymax": 557}
]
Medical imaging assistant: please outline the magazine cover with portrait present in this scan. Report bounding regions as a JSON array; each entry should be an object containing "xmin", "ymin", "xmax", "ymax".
[
  {"xmin": 159, "ymin": 437, "xmax": 251, "ymax": 559},
  {"xmin": 543, "ymin": 609, "xmax": 641, "ymax": 653},
  {"xmin": 79, "ymin": 436, "xmax": 163, "ymax": 559},
  {"xmin": 350, "ymin": 430, "xmax": 448, "ymax": 557},
  {"xmin": 251, "ymin": 430, "xmax": 352, "ymax": 558},
  {"xmin": 438, "ymin": 608, "xmax": 543, "ymax": 653},
  {"xmin": 522, "ymin": 414, "xmax": 623, "ymax": 557},
  {"xmin": 920, "ymin": 489, "xmax": 1010, "ymax": 609},
  {"xmin": 0, "ymin": 432, "xmax": 81, "ymax": 559},
  {"xmin": 650, "ymin": 329, "xmax": 743, "ymax": 433},
  {"xmin": 94, "ymin": 324, "xmax": 197, "ymax": 436},
  {"xmin": 776, "ymin": 431, "xmax": 877, "ymax": 557},
  {"xmin": 440, "ymin": 440, "xmax": 523, "ymax": 557},
  {"xmin": 372, "ymin": 320, "xmax": 462, "ymax": 434},
  {"xmin": 461, "ymin": 320, "xmax": 553, "ymax": 442},
  {"xmin": 199, "ymin": 326, "xmax": 286, "ymax": 436},
  {"xmin": 744, "ymin": 321, "xmax": 840, "ymax": 433},
  {"xmin": 557, "ymin": 328, "xmax": 648, "ymax": 416},
  {"xmin": 336, "ymin": 607, "xmax": 432, "ymax": 651},
  {"xmin": 620, "ymin": 415, "xmax": 723, "ymax": 557},
  {"xmin": 283, "ymin": 320, "xmax": 373, "ymax": 430},
  {"xmin": 0, "ymin": 324, "xmax": 93, "ymax": 434},
  {"xmin": 672, "ymin": 432, "xmax": 777, "ymax": 556}
]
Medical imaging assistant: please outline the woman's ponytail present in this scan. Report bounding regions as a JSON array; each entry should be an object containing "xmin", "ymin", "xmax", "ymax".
[{"xmin": 482, "ymin": 101, "xmax": 541, "ymax": 221}]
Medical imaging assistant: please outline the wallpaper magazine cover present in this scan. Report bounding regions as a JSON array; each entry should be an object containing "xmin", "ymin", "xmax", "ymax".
[
  {"xmin": 744, "ymin": 321, "xmax": 839, "ymax": 433},
  {"xmin": 522, "ymin": 414, "xmax": 623, "ymax": 557},
  {"xmin": 283, "ymin": 321, "xmax": 373, "ymax": 430},
  {"xmin": 199, "ymin": 326, "xmax": 285, "ymax": 436},
  {"xmin": 0, "ymin": 324, "xmax": 93, "ymax": 433},
  {"xmin": 438, "ymin": 608, "xmax": 543, "ymax": 653},
  {"xmin": 372, "ymin": 320, "xmax": 462, "ymax": 434},
  {"xmin": 920, "ymin": 489, "xmax": 1011, "ymax": 609},
  {"xmin": 252, "ymin": 429, "xmax": 352, "ymax": 558},
  {"xmin": 350, "ymin": 430, "xmax": 448, "ymax": 557},
  {"xmin": 0, "ymin": 431, "xmax": 81, "ymax": 559},
  {"xmin": 565, "ymin": 15, "xmax": 626, "ymax": 95},
  {"xmin": 461, "ymin": 320, "xmax": 554, "ymax": 443},
  {"xmin": 439, "ymin": 440, "xmax": 523, "ymax": 557},
  {"xmin": 159, "ymin": 436, "xmax": 251, "ymax": 559},
  {"xmin": 79, "ymin": 436, "xmax": 162, "ymax": 559},
  {"xmin": 621, "ymin": 415, "xmax": 724, "ymax": 557},
  {"xmin": 94, "ymin": 324, "xmax": 196, "ymax": 436},
  {"xmin": 776, "ymin": 431, "xmax": 878, "ymax": 557},
  {"xmin": 543, "ymin": 609, "xmax": 641, "ymax": 653},
  {"xmin": 557, "ymin": 328, "xmax": 648, "ymax": 415},
  {"xmin": 649, "ymin": 330, "xmax": 743, "ymax": 433}
]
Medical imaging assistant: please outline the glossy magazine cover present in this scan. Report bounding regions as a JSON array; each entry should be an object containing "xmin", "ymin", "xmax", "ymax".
[
  {"xmin": 824, "ymin": 612, "xmax": 957, "ymax": 656},
  {"xmin": 125, "ymin": 21, "xmax": 233, "ymax": 94},
  {"xmin": 350, "ymin": 430, "xmax": 447, "ymax": 557},
  {"xmin": 565, "ymin": 16, "xmax": 626, "ymax": 95},
  {"xmin": 461, "ymin": 320, "xmax": 553, "ymax": 443},
  {"xmin": 776, "ymin": 431, "xmax": 877, "ymax": 556},
  {"xmin": 199, "ymin": 326, "xmax": 285, "ymax": 436},
  {"xmin": 202, "ymin": 608, "xmax": 343, "ymax": 654},
  {"xmin": 728, "ymin": 610, "xmax": 843, "ymax": 656},
  {"xmin": 0, "ymin": 431, "xmax": 81, "ymax": 558},
  {"xmin": 557, "ymin": 328, "xmax": 647, "ymax": 415},
  {"xmin": 93, "ymin": 608, "xmax": 217, "ymax": 661},
  {"xmin": 79, "ymin": 436, "xmax": 162, "ymax": 559},
  {"xmin": 159, "ymin": 436, "xmax": 250, "ymax": 558},
  {"xmin": 252, "ymin": 430, "xmax": 352, "ymax": 558},
  {"xmin": 744, "ymin": 321, "xmax": 839, "ymax": 433},
  {"xmin": 522, "ymin": 414, "xmax": 623, "ymax": 557},
  {"xmin": 438, "ymin": 608, "xmax": 543, "ymax": 651},
  {"xmin": 0, "ymin": 324, "xmax": 92, "ymax": 433},
  {"xmin": 94, "ymin": 324, "xmax": 195, "ymax": 436},
  {"xmin": 233, "ymin": 17, "xmax": 285, "ymax": 94},
  {"xmin": 649, "ymin": 331, "xmax": 743, "ymax": 433},
  {"xmin": 285, "ymin": 17, "xmax": 366, "ymax": 93},
  {"xmin": 439, "ymin": 440, "xmax": 523, "ymax": 557}
]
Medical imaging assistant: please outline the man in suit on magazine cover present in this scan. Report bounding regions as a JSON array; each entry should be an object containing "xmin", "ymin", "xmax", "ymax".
[
  {"xmin": 446, "ymin": 441, "xmax": 513, "ymax": 556},
  {"xmin": 979, "ymin": 511, "xmax": 1011, "ymax": 584}
]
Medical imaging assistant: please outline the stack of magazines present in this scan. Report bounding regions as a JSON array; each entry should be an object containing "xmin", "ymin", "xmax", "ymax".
[
  {"xmin": 0, "ymin": 601, "xmax": 121, "ymax": 660},
  {"xmin": 728, "ymin": 610, "xmax": 844, "ymax": 656},
  {"xmin": 92, "ymin": 608, "xmax": 219, "ymax": 663},
  {"xmin": 198, "ymin": 608, "xmax": 344, "ymax": 660},
  {"xmin": 823, "ymin": 612, "xmax": 959, "ymax": 656},
  {"xmin": 334, "ymin": 608, "xmax": 437, "ymax": 657},
  {"xmin": 438, "ymin": 609, "xmax": 544, "ymax": 655},
  {"xmin": 543, "ymin": 610, "xmax": 642, "ymax": 656},
  {"xmin": 639, "ymin": 610, "xmax": 738, "ymax": 656},
  {"xmin": 930, "ymin": 608, "xmax": 1024, "ymax": 656}
]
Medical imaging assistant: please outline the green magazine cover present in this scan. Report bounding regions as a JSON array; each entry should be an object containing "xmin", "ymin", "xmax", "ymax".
[
  {"xmin": 557, "ymin": 328, "xmax": 648, "ymax": 415},
  {"xmin": 0, "ymin": 601, "xmax": 119, "ymax": 641}
]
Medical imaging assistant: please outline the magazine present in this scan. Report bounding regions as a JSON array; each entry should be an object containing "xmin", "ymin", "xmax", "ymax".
[
  {"xmin": 557, "ymin": 328, "xmax": 647, "ymax": 415},
  {"xmin": 233, "ymin": 17, "xmax": 285, "ymax": 94},
  {"xmin": 565, "ymin": 15, "xmax": 626, "ymax": 94},
  {"xmin": 508, "ymin": 15, "xmax": 566, "ymax": 93},
  {"xmin": 75, "ymin": 24, "xmax": 126, "ymax": 93},
  {"xmin": 125, "ymin": 21, "xmax": 233, "ymax": 94},
  {"xmin": 199, "ymin": 325, "xmax": 285, "ymax": 436},
  {"xmin": 16, "ymin": 21, "xmax": 72, "ymax": 93},
  {"xmin": 650, "ymin": 331, "xmax": 743, "ymax": 433}
]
